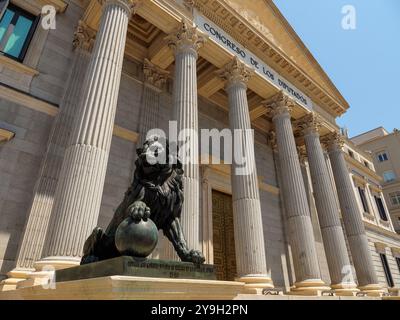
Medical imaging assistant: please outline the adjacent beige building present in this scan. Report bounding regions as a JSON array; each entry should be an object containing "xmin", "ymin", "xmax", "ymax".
[
  {"xmin": 352, "ymin": 128, "xmax": 400, "ymax": 233},
  {"xmin": 0, "ymin": 0, "xmax": 399, "ymax": 299}
]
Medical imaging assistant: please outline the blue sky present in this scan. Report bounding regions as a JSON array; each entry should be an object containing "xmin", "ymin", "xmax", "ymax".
[{"xmin": 273, "ymin": 0, "xmax": 400, "ymax": 137}]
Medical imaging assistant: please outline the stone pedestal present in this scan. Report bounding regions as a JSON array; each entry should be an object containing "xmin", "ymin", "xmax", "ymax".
[
  {"xmin": 0, "ymin": 276, "xmax": 245, "ymax": 300},
  {"xmin": 218, "ymin": 58, "xmax": 273, "ymax": 294}
]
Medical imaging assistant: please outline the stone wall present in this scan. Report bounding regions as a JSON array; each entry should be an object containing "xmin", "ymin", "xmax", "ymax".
[{"xmin": 0, "ymin": 101, "xmax": 53, "ymax": 277}]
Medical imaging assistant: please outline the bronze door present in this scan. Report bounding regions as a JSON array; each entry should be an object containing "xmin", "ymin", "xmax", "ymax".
[{"xmin": 212, "ymin": 190, "xmax": 237, "ymax": 281}]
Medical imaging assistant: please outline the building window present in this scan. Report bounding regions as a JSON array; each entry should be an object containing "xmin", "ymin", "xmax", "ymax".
[
  {"xmin": 390, "ymin": 192, "xmax": 400, "ymax": 206},
  {"xmin": 377, "ymin": 152, "xmax": 389, "ymax": 162},
  {"xmin": 0, "ymin": 3, "xmax": 39, "ymax": 62},
  {"xmin": 379, "ymin": 253, "xmax": 394, "ymax": 288},
  {"xmin": 383, "ymin": 171, "xmax": 396, "ymax": 183},
  {"xmin": 396, "ymin": 257, "xmax": 400, "ymax": 273},
  {"xmin": 364, "ymin": 161, "xmax": 370, "ymax": 169},
  {"xmin": 348, "ymin": 150, "xmax": 355, "ymax": 158},
  {"xmin": 358, "ymin": 186, "xmax": 369, "ymax": 213},
  {"xmin": 374, "ymin": 196, "xmax": 388, "ymax": 221}
]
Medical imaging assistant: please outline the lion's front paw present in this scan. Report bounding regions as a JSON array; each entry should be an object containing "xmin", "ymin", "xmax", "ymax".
[
  {"xmin": 187, "ymin": 250, "xmax": 205, "ymax": 265},
  {"xmin": 127, "ymin": 201, "xmax": 151, "ymax": 222}
]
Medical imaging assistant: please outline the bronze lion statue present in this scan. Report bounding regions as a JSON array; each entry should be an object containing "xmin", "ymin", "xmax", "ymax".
[{"xmin": 81, "ymin": 135, "xmax": 205, "ymax": 265}]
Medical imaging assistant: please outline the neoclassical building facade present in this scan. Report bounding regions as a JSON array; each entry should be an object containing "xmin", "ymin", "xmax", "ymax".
[{"xmin": 0, "ymin": 0, "xmax": 399, "ymax": 298}]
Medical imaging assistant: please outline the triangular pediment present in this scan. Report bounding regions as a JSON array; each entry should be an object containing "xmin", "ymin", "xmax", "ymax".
[{"xmin": 222, "ymin": 0, "xmax": 348, "ymax": 109}]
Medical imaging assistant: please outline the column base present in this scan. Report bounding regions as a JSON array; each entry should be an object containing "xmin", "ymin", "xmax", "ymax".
[
  {"xmin": 288, "ymin": 279, "xmax": 331, "ymax": 296},
  {"xmin": 16, "ymin": 256, "xmax": 80, "ymax": 290},
  {"xmin": 236, "ymin": 275, "xmax": 274, "ymax": 295},
  {"xmin": 331, "ymin": 283, "xmax": 360, "ymax": 296},
  {"xmin": 358, "ymin": 284, "xmax": 385, "ymax": 297},
  {"xmin": 0, "ymin": 268, "xmax": 34, "ymax": 291},
  {"xmin": 388, "ymin": 287, "xmax": 400, "ymax": 297}
]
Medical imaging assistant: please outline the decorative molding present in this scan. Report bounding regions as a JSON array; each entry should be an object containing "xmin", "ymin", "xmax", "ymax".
[
  {"xmin": 113, "ymin": 125, "xmax": 139, "ymax": 143},
  {"xmin": 166, "ymin": 19, "xmax": 207, "ymax": 57},
  {"xmin": 0, "ymin": 128, "xmax": 15, "ymax": 143},
  {"xmin": 73, "ymin": 21, "xmax": 97, "ymax": 52},
  {"xmin": 217, "ymin": 57, "xmax": 253, "ymax": 89},
  {"xmin": 391, "ymin": 247, "xmax": 400, "ymax": 258},
  {"xmin": 0, "ymin": 84, "xmax": 139, "ymax": 144},
  {"xmin": 143, "ymin": 58, "xmax": 169, "ymax": 89},
  {"xmin": 12, "ymin": 0, "xmax": 67, "ymax": 14},
  {"xmin": 0, "ymin": 55, "xmax": 39, "ymax": 77},
  {"xmin": 364, "ymin": 221, "xmax": 400, "ymax": 241},
  {"xmin": 0, "ymin": 84, "xmax": 57, "ymax": 116},
  {"xmin": 374, "ymin": 241, "xmax": 387, "ymax": 253}
]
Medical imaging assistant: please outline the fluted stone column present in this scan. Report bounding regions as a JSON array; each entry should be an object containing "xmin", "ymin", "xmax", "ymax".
[
  {"xmin": 218, "ymin": 58, "xmax": 273, "ymax": 293},
  {"xmin": 0, "ymin": 22, "xmax": 96, "ymax": 292},
  {"xmin": 166, "ymin": 21, "xmax": 206, "ymax": 253},
  {"xmin": 38, "ymin": 0, "xmax": 138, "ymax": 268},
  {"xmin": 137, "ymin": 59, "xmax": 169, "ymax": 259},
  {"xmin": 265, "ymin": 92, "xmax": 328, "ymax": 294},
  {"xmin": 297, "ymin": 113, "xmax": 358, "ymax": 295},
  {"xmin": 138, "ymin": 59, "xmax": 169, "ymax": 146},
  {"xmin": 324, "ymin": 132, "xmax": 383, "ymax": 295}
]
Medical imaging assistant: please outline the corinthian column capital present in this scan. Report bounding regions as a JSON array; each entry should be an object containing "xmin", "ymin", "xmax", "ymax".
[
  {"xmin": 218, "ymin": 57, "xmax": 253, "ymax": 90},
  {"xmin": 143, "ymin": 58, "xmax": 169, "ymax": 90},
  {"xmin": 166, "ymin": 19, "xmax": 207, "ymax": 57},
  {"xmin": 263, "ymin": 91, "xmax": 295, "ymax": 120},
  {"xmin": 297, "ymin": 145, "xmax": 308, "ymax": 165},
  {"xmin": 294, "ymin": 112, "xmax": 323, "ymax": 136},
  {"xmin": 98, "ymin": 0, "xmax": 141, "ymax": 14},
  {"xmin": 73, "ymin": 21, "xmax": 96, "ymax": 52},
  {"xmin": 267, "ymin": 130, "xmax": 278, "ymax": 152},
  {"xmin": 321, "ymin": 131, "xmax": 345, "ymax": 151}
]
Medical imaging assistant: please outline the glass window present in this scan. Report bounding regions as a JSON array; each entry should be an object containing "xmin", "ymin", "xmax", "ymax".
[
  {"xmin": 390, "ymin": 192, "xmax": 400, "ymax": 206},
  {"xmin": 358, "ymin": 187, "xmax": 369, "ymax": 213},
  {"xmin": 396, "ymin": 257, "xmax": 400, "ymax": 273},
  {"xmin": 379, "ymin": 253, "xmax": 394, "ymax": 288},
  {"xmin": 377, "ymin": 152, "xmax": 389, "ymax": 162},
  {"xmin": 0, "ymin": 3, "xmax": 38, "ymax": 62},
  {"xmin": 383, "ymin": 171, "xmax": 396, "ymax": 183},
  {"xmin": 374, "ymin": 196, "xmax": 388, "ymax": 221}
]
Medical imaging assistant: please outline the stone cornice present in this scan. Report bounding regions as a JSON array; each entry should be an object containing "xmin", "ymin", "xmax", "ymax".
[
  {"xmin": 98, "ymin": 0, "xmax": 142, "ymax": 14},
  {"xmin": 190, "ymin": 0, "xmax": 348, "ymax": 117},
  {"xmin": 73, "ymin": 21, "xmax": 96, "ymax": 52},
  {"xmin": 217, "ymin": 57, "xmax": 253, "ymax": 90},
  {"xmin": 166, "ymin": 19, "xmax": 207, "ymax": 57}
]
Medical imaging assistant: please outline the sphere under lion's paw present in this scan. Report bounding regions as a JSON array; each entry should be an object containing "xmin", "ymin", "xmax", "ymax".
[{"xmin": 115, "ymin": 214, "xmax": 158, "ymax": 258}]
